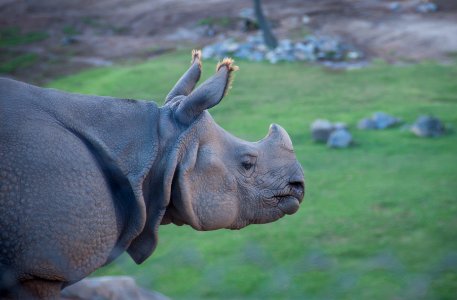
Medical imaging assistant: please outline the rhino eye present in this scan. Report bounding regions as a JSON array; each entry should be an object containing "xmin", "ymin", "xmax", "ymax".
[
  {"xmin": 240, "ymin": 152, "xmax": 257, "ymax": 176},
  {"xmin": 242, "ymin": 162, "xmax": 254, "ymax": 170},
  {"xmin": 241, "ymin": 155, "xmax": 256, "ymax": 173}
]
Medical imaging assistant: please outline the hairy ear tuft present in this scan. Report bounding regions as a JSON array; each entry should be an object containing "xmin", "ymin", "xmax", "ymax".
[
  {"xmin": 216, "ymin": 57, "xmax": 239, "ymax": 96},
  {"xmin": 165, "ymin": 49, "xmax": 202, "ymax": 103},
  {"xmin": 216, "ymin": 57, "xmax": 239, "ymax": 72},
  {"xmin": 191, "ymin": 49, "xmax": 202, "ymax": 68}
]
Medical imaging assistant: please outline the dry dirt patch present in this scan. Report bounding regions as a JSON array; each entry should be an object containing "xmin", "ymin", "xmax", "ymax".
[{"xmin": 1, "ymin": 0, "xmax": 456, "ymax": 83}]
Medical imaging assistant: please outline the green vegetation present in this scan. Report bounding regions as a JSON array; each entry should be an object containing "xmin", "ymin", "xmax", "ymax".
[
  {"xmin": 197, "ymin": 16, "xmax": 232, "ymax": 27},
  {"xmin": 0, "ymin": 52, "xmax": 38, "ymax": 73},
  {"xmin": 0, "ymin": 27, "xmax": 47, "ymax": 73},
  {"xmin": 49, "ymin": 52, "xmax": 457, "ymax": 299},
  {"xmin": 0, "ymin": 27, "xmax": 48, "ymax": 47},
  {"xmin": 62, "ymin": 25, "xmax": 80, "ymax": 36}
]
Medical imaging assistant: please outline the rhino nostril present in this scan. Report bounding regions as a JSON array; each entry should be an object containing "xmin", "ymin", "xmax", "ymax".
[{"xmin": 289, "ymin": 181, "xmax": 305, "ymax": 199}]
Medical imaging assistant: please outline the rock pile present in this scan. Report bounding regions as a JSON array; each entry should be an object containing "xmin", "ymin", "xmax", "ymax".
[
  {"xmin": 311, "ymin": 113, "xmax": 446, "ymax": 149},
  {"xmin": 358, "ymin": 112, "xmax": 401, "ymax": 130},
  {"xmin": 311, "ymin": 119, "xmax": 353, "ymax": 148},
  {"xmin": 202, "ymin": 34, "xmax": 362, "ymax": 64}
]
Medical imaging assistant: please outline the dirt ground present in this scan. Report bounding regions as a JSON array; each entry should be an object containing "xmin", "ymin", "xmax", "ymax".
[{"xmin": 1, "ymin": 0, "xmax": 457, "ymax": 83}]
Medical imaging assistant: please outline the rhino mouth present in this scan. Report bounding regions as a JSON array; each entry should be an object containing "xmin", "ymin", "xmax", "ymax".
[
  {"xmin": 272, "ymin": 185, "xmax": 304, "ymax": 215},
  {"xmin": 276, "ymin": 195, "xmax": 300, "ymax": 215}
]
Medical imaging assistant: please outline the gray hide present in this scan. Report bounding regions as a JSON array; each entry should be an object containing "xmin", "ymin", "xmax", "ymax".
[{"xmin": 0, "ymin": 50, "xmax": 304, "ymax": 299}]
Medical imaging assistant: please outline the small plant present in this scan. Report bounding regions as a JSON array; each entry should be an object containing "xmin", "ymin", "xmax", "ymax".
[{"xmin": 0, "ymin": 27, "xmax": 48, "ymax": 47}]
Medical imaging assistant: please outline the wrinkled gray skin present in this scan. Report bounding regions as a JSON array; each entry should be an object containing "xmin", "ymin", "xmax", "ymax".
[{"xmin": 0, "ymin": 51, "xmax": 304, "ymax": 299}]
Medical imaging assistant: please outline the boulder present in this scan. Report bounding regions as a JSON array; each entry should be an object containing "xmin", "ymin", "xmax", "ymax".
[
  {"xmin": 311, "ymin": 119, "xmax": 334, "ymax": 143},
  {"xmin": 411, "ymin": 115, "xmax": 445, "ymax": 137},
  {"xmin": 327, "ymin": 129, "xmax": 353, "ymax": 148},
  {"xmin": 358, "ymin": 112, "xmax": 401, "ymax": 130},
  {"xmin": 61, "ymin": 276, "xmax": 169, "ymax": 300},
  {"xmin": 357, "ymin": 117, "xmax": 377, "ymax": 130},
  {"xmin": 372, "ymin": 112, "xmax": 401, "ymax": 129}
]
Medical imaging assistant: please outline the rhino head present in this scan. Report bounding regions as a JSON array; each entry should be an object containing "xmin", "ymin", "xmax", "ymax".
[
  {"xmin": 164, "ymin": 120, "xmax": 305, "ymax": 231},
  {"xmin": 128, "ymin": 50, "xmax": 304, "ymax": 262},
  {"xmin": 159, "ymin": 51, "xmax": 305, "ymax": 230}
]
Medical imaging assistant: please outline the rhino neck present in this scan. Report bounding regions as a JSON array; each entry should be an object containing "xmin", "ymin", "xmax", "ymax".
[
  {"xmin": 127, "ymin": 106, "xmax": 192, "ymax": 262},
  {"xmin": 150, "ymin": 109, "xmax": 211, "ymax": 226}
]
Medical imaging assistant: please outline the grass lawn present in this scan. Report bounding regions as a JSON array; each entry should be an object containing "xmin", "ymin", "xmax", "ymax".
[{"xmin": 49, "ymin": 52, "xmax": 457, "ymax": 300}]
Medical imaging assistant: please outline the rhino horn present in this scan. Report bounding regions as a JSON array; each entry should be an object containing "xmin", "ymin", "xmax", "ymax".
[
  {"xmin": 266, "ymin": 123, "xmax": 294, "ymax": 151},
  {"xmin": 175, "ymin": 57, "xmax": 239, "ymax": 125},
  {"xmin": 165, "ymin": 49, "xmax": 202, "ymax": 104}
]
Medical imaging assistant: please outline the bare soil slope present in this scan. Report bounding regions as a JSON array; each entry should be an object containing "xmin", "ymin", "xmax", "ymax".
[{"xmin": 1, "ymin": 0, "xmax": 456, "ymax": 83}]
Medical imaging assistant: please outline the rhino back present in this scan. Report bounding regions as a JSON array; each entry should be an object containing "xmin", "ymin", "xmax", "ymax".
[{"xmin": 0, "ymin": 78, "xmax": 159, "ymax": 284}]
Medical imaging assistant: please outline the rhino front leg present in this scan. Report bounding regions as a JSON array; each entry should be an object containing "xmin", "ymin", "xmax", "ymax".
[{"xmin": 13, "ymin": 279, "xmax": 62, "ymax": 300}]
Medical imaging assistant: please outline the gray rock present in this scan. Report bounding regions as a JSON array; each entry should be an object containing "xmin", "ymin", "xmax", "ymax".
[
  {"xmin": 294, "ymin": 42, "xmax": 316, "ymax": 61},
  {"xmin": 249, "ymin": 50, "xmax": 265, "ymax": 62},
  {"xmin": 234, "ymin": 45, "xmax": 252, "ymax": 60},
  {"xmin": 372, "ymin": 112, "xmax": 401, "ymax": 129},
  {"xmin": 417, "ymin": 2, "xmax": 438, "ymax": 13},
  {"xmin": 266, "ymin": 51, "xmax": 278, "ymax": 64},
  {"xmin": 357, "ymin": 117, "xmax": 377, "ymax": 130},
  {"xmin": 302, "ymin": 15, "xmax": 311, "ymax": 24},
  {"xmin": 358, "ymin": 112, "xmax": 401, "ymax": 130},
  {"xmin": 279, "ymin": 39, "xmax": 293, "ymax": 51},
  {"xmin": 225, "ymin": 42, "xmax": 240, "ymax": 53},
  {"xmin": 314, "ymin": 36, "xmax": 343, "ymax": 61},
  {"xmin": 411, "ymin": 115, "xmax": 445, "ymax": 137},
  {"xmin": 327, "ymin": 129, "xmax": 353, "ymax": 148},
  {"xmin": 239, "ymin": 8, "xmax": 256, "ymax": 22},
  {"xmin": 388, "ymin": 2, "xmax": 401, "ymax": 12},
  {"xmin": 247, "ymin": 34, "xmax": 264, "ymax": 45},
  {"xmin": 61, "ymin": 276, "xmax": 169, "ymax": 300},
  {"xmin": 311, "ymin": 119, "xmax": 334, "ymax": 143},
  {"xmin": 346, "ymin": 51, "xmax": 360, "ymax": 60}
]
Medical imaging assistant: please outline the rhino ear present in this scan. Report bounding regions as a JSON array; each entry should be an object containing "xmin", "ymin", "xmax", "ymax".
[
  {"xmin": 165, "ymin": 50, "xmax": 202, "ymax": 104},
  {"xmin": 175, "ymin": 58, "xmax": 238, "ymax": 125}
]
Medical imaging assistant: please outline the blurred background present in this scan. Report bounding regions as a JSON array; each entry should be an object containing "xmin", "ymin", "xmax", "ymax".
[{"xmin": 1, "ymin": 0, "xmax": 456, "ymax": 299}]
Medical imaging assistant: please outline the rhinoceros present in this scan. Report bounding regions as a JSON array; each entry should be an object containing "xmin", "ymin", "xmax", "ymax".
[{"xmin": 0, "ymin": 50, "xmax": 305, "ymax": 299}]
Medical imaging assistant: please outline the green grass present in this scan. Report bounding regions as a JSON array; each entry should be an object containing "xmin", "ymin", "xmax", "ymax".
[
  {"xmin": 0, "ymin": 27, "xmax": 48, "ymax": 47},
  {"xmin": 197, "ymin": 16, "xmax": 232, "ymax": 27},
  {"xmin": 0, "ymin": 53, "xmax": 38, "ymax": 73},
  {"xmin": 49, "ymin": 52, "xmax": 457, "ymax": 300}
]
